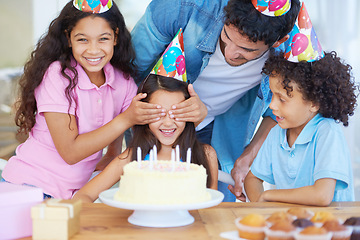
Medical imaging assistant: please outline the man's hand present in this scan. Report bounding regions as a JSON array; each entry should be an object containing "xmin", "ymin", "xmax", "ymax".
[
  {"xmin": 169, "ymin": 84, "xmax": 207, "ymax": 126},
  {"xmin": 228, "ymin": 155, "xmax": 251, "ymax": 201}
]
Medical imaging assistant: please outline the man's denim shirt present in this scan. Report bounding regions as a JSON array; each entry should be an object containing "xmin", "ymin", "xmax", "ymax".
[{"xmin": 131, "ymin": 0, "xmax": 275, "ymax": 174}]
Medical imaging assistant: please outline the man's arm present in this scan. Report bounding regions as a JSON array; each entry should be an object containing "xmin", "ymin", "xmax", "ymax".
[{"xmin": 229, "ymin": 116, "xmax": 276, "ymax": 201}]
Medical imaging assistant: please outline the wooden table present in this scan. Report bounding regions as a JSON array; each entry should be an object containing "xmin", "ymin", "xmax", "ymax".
[{"xmin": 21, "ymin": 201, "xmax": 360, "ymax": 240}]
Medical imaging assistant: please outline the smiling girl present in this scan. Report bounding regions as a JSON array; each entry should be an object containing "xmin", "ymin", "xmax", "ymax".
[
  {"xmin": 1, "ymin": 0, "xmax": 164, "ymax": 199},
  {"xmin": 73, "ymin": 74, "xmax": 219, "ymax": 203}
]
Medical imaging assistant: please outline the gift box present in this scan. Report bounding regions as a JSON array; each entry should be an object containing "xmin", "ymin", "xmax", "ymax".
[
  {"xmin": 0, "ymin": 182, "xmax": 43, "ymax": 240},
  {"xmin": 31, "ymin": 199, "xmax": 82, "ymax": 240}
]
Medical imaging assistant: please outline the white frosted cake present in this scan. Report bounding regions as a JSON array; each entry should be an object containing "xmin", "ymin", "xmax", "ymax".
[{"xmin": 114, "ymin": 160, "xmax": 211, "ymax": 204}]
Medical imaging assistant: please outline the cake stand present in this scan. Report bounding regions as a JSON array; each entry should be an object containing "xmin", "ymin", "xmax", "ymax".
[{"xmin": 99, "ymin": 188, "xmax": 224, "ymax": 228}]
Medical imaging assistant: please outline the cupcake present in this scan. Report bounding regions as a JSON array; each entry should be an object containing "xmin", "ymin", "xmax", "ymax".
[
  {"xmin": 267, "ymin": 211, "xmax": 294, "ymax": 225},
  {"xmin": 311, "ymin": 212, "xmax": 337, "ymax": 226},
  {"xmin": 292, "ymin": 218, "xmax": 314, "ymax": 229},
  {"xmin": 343, "ymin": 217, "xmax": 360, "ymax": 240},
  {"xmin": 294, "ymin": 226, "xmax": 332, "ymax": 240},
  {"xmin": 322, "ymin": 220, "xmax": 352, "ymax": 240},
  {"xmin": 287, "ymin": 207, "xmax": 314, "ymax": 219},
  {"xmin": 235, "ymin": 214, "xmax": 266, "ymax": 240},
  {"xmin": 265, "ymin": 220, "xmax": 297, "ymax": 240}
]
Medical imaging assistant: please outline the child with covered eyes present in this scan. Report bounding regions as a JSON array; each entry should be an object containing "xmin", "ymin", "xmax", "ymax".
[{"xmin": 73, "ymin": 74, "xmax": 219, "ymax": 203}]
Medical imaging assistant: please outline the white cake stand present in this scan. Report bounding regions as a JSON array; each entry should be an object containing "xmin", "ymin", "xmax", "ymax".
[{"xmin": 99, "ymin": 188, "xmax": 224, "ymax": 228}]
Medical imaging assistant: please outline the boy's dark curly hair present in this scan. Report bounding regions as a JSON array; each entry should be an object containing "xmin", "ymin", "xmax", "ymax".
[
  {"xmin": 15, "ymin": 1, "xmax": 136, "ymax": 134},
  {"xmin": 224, "ymin": 0, "xmax": 300, "ymax": 46},
  {"xmin": 262, "ymin": 50, "xmax": 358, "ymax": 126}
]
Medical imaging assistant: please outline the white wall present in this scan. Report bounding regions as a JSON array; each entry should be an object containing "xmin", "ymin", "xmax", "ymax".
[{"xmin": 32, "ymin": 0, "xmax": 69, "ymax": 44}]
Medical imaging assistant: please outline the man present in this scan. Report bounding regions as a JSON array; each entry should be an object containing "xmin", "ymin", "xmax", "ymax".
[{"xmin": 131, "ymin": 0, "xmax": 300, "ymax": 201}]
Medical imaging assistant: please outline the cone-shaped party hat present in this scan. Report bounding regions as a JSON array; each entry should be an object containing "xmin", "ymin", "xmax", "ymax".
[
  {"xmin": 150, "ymin": 29, "xmax": 187, "ymax": 82},
  {"xmin": 73, "ymin": 0, "xmax": 113, "ymax": 14},
  {"xmin": 252, "ymin": 0, "xmax": 292, "ymax": 17},
  {"xmin": 283, "ymin": 2, "xmax": 324, "ymax": 62}
]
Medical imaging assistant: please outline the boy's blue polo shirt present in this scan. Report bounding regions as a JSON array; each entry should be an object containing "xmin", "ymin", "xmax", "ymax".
[{"xmin": 251, "ymin": 114, "xmax": 354, "ymax": 202}]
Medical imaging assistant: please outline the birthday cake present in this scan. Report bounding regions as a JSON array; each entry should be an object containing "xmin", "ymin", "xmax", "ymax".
[{"xmin": 114, "ymin": 160, "xmax": 211, "ymax": 204}]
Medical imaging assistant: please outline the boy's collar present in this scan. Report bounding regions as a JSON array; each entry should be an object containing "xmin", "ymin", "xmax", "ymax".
[{"xmin": 280, "ymin": 113, "xmax": 322, "ymax": 148}]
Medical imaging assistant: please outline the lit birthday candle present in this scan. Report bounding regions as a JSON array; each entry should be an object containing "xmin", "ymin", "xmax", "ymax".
[
  {"xmin": 175, "ymin": 145, "xmax": 180, "ymax": 162},
  {"xmin": 137, "ymin": 147, "xmax": 141, "ymax": 168},
  {"xmin": 186, "ymin": 148, "xmax": 191, "ymax": 170}
]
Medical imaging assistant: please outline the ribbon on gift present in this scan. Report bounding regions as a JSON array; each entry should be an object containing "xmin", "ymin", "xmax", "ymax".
[{"xmin": 38, "ymin": 199, "xmax": 75, "ymax": 219}]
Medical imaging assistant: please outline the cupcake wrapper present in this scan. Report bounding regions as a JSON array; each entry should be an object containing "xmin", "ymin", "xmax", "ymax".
[
  {"xmin": 348, "ymin": 226, "xmax": 360, "ymax": 232},
  {"xmin": 329, "ymin": 226, "xmax": 353, "ymax": 240},
  {"xmin": 294, "ymin": 231, "xmax": 332, "ymax": 240},
  {"xmin": 265, "ymin": 228, "xmax": 297, "ymax": 238}
]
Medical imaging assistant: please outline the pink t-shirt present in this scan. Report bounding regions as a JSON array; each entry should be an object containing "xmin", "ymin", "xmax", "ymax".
[{"xmin": 3, "ymin": 61, "xmax": 137, "ymax": 199}]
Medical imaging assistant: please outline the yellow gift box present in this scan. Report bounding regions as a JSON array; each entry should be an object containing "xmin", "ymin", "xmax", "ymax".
[{"xmin": 31, "ymin": 199, "xmax": 82, "ymax": 240}]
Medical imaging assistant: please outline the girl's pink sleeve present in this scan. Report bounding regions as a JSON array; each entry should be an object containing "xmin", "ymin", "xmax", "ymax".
[
  {"xmin": 35, "ymin": 62, "xmax": 76, "ymax": 115},
  {"xmin": 121, "ymin": 77, "xmax": 138, "ymax": 113}
]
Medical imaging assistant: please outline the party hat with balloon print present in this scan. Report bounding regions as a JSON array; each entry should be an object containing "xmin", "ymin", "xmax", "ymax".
[
  {"xmin": 283, "ymin": 2, "xmax": 324, "ymax": 62},
  {"xmin": 73, "ymin": 0, "xmax": 113, "ymax": 14},
  {"xmin": 251, "ymin": 0, "xmax": 291, "ymax": 17},
  {"xmin": 150, "ymin": 29, "xmax": 187, "ymax": 82}
]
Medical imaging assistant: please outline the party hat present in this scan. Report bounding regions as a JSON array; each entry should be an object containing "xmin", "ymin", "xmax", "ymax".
[
  {"xmin": 73, "ymin": 0, "xmax": 113, "ymax": 14},
  {"xmin": 252, "ymin": 0, "xmax": 291, "ymax": 17},
  {"xmin": 283, "ymin": 2, "xmax": 324, "ymax": 62},
  {"xmin": 150, "ymin": 29, "xmax": 187, "ymax": 82}
]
